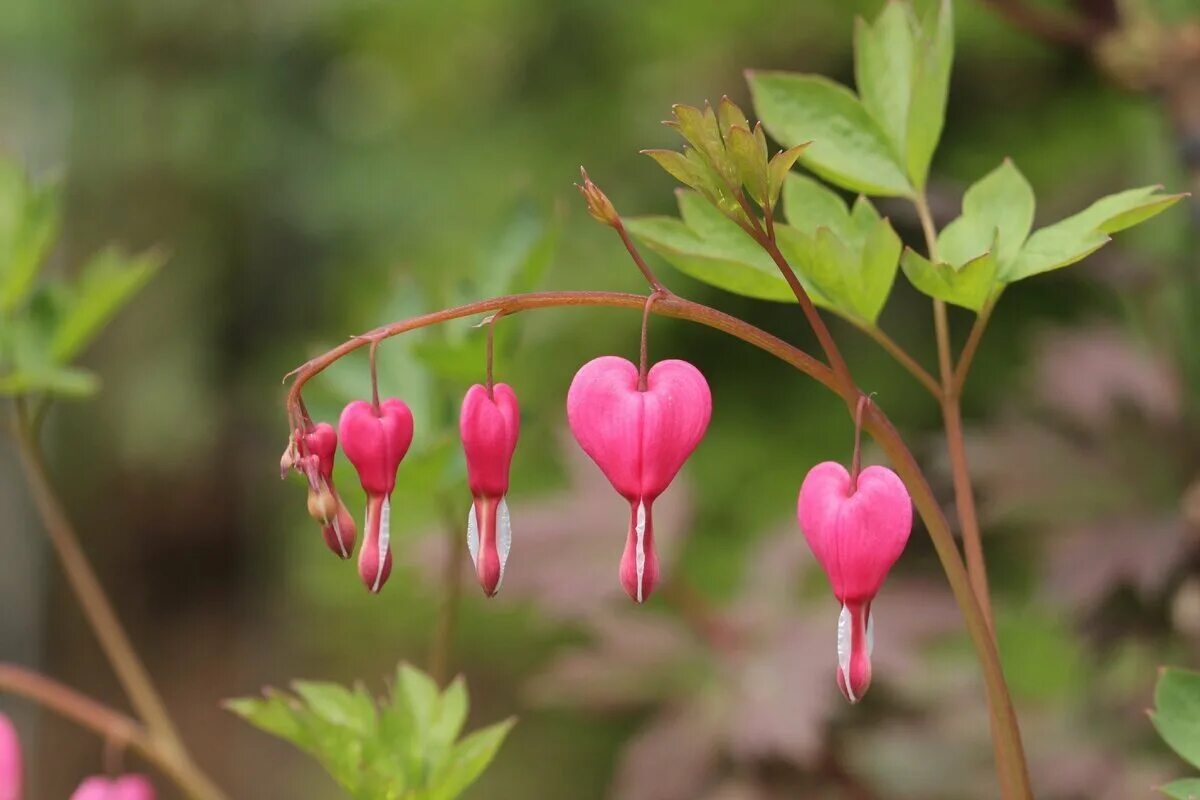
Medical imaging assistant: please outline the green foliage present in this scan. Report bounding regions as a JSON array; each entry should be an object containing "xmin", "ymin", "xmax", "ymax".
[
  {"xmin": 1153, "ymin": 667, "xmax": 1200, "ymax": 797},
  {"xmin": 778, "ymin": 174, "xmax": 900, "ymax": 324},
  {"xmin": 0, "ymin": 158, "xmax": 163, "ymax": 400},
  {"xmin": 749, "ymin": 0, "xmax": 952, "ymax": 197},
  {"xmin": 227, "ymin": 663, "xmax": 514, "ymax": 800}
]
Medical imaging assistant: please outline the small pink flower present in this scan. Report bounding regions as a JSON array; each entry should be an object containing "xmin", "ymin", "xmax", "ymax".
[
  {"xmin": 0, "ymin": 713, "xmax": 22, "ymax": 800},
  {"xmin": 70, "ymin": 775, "xmax": 155, "ymax": 800},
  {"xmin": 460, "ymin": 383, "xmax": 520, "ymax": 597},
  {"xmin": 567, "ymin": 356, "xmax": 711, "ymax": 603},
  {"xmin": 287, "ymin": 422, "xmax": 357, "ymax": 559},
  {"xmin": 339, "ymin": 398, "xmax": 415, "ymax": 593},
  {"xmin": 797, "ymin": 461, "xmax": 912, "ymax": 703}
]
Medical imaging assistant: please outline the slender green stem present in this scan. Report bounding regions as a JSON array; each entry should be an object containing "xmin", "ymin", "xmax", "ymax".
[
  {"xmin": 8, "ymin": 411, "xmax": 226, "ymax": 800},
  {"xmin": 954, "ymin": 293, "xmax": 999, "ymax": 392},
  {"xmin": 428, "ymin": 501, "xmax": 466, "ymax": 686},
  {"xmin": 283, "ymin": 288, "xmax": 1031, "ymax": 797}
]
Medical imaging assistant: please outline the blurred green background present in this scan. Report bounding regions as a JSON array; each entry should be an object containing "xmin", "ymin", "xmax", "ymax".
[{"xmin": 1, "ymin": 0, "xmax": 1198, "ymax": 797}]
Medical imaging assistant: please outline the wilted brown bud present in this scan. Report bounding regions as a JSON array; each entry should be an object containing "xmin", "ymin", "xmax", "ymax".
[
  {"xmin": 576, "ymin": 167, "xmax": 620, "ymax": 227},
  {"xmin": 307, "ymin": 487, "xmax": 340, "ymax": 523}
]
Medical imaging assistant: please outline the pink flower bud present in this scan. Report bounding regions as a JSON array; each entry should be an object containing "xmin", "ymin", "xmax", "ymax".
[
  {"xmin": 0, "ymin": 713, "xmax": 22, "ymax": 800},
  {"xmin": 567, "ymin": 356, "xmax": 711, "ymax": 603},
  {"xmin": 70, "ymin": 775, "xmax": 155, "ymax": 800},
  {"xmin": 460, "ymin": 383, "xmax": 520, "ymax": 597},
  {"xmin": 339, "ymin": 398, "xmax": 415, "ymax": 593},
  {"xmin": 284, "ymin": 422, "xmax": 356, "ymax": 559},
  {"xmin": 797, "ymin": 461, "xmax": 912, "ymax": 703}
]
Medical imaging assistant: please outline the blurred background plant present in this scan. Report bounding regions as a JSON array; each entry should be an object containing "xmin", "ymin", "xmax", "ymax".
[{"xmin": 1, "ymin": 0, "xmax": 1199, "ymax": 797}]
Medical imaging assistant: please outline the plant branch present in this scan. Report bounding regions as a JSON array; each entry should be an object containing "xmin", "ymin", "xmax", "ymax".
[
  {"xmin": 0, "ymin": 664, "xmax": 225, "ymax": 800},
  {"xmin": 428, "ymin": 498, "xmax": 466, "ymax": 686},
  {"xmin": 978, "ymin": 0, "xmax": 1107, "ymax": 49},
  {"xmin": 853, "ymin": 321, "xmax": 942, "ymax": 399},
  {"xmin": 954, "ymin": 294, "xmax": 999, "ymax": 392},
  {"xmin": 9, "ymin": 407, "xmax": 226, "ymax": 800},
  {"xmin": 283, "ymin": 288, "xmax": 1030, "ymax": 797}
]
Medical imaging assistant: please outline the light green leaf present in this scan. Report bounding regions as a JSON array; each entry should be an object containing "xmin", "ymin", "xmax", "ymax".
[
  {"xmin": 749, "ymin": 71, "xmax": 912, "ymax": 196},
  {"xmin": 427, "ymin": 718, "xmax": 516, "ymax": 800},
  {"xmin": 224, "ymin": 691, "xmax": 310, "ymax": 746},
  {"xmin": 625, "ymin": 191, "xmax": 794, "ymax": 302},
  {"xmin": 858, "ymin": 216, "xmax": 903, "ymax": 320},
  {"xmin": 727, "ymin": 124, "xmax": 768, "ymax": 206},
  {"xmin": 1005, "ymin": 226, "xmax": 1109, "ymax": 282},
  {"xmin": 936, "ymin": 159, "xmax": 1034, "ymax": 272},
  {"xmin": 1161, "ymin": 778, "xmax": 1200, "ymax": 799},
  {"xmin": 783, "ymin": 173, "xmax": 852, "ymax": 241},
  {"xmin": 716, "ymin": 96, "xmax": 750, "ymax": 141},
  {"xmin": 766, "ymin": 142, "xmax": 810, "ymax": 209},
  {"xmin": 0, "ymin": 163, "xmax": 61, "ymax": 313},
  {"xmin": 901, "ymin": 247, "xmax": 999, "ymax": 312},
  {"xmin": 50, "ymin": 246, "xmax": 165, "ymax": 363},
  {"xmin": 905, "ymin": 0, "xmax": 954, "ymax": 189},
  {"xmin": 291, "ymin": 681, "xmax": 376, "ymax": 736},
  {"xmin": 854, "ymin": 1, "xmax": 916, "ymax": 161},
  {"xmin": 1153, "ymin": 668, "xmax": 1200, "ymax": 772},
  {"xmin": 0, "ymin": 365, "xmax": 99, "ymax": 397}
]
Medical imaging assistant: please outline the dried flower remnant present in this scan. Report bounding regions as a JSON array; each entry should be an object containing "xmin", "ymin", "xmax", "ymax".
[
  {"xmin": 339, "ymin": 397, "xmax": 415, "ymax": 592},
  {"xmin": 460, "ymin": 382, "xmax": 520, "ymax": 597},
  {"xmin": 567, "ymin": 356, "xmax": 711, "ymax": 603},
  {"xmin": 283, "ymin": 422, "xmax": 357, "ymax": 558}
]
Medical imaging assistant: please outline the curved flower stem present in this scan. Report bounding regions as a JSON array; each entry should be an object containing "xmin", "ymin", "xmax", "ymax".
[
  {"xmin": 283, "ymin": 288, "xmax": 1030, "ymax": 797},
  {"xmin": 0, "ymin": 664, "xmax": 223, "ymax": 799},
  {"xmin": 9, "ymin": 407, "xmax": 226, "ymax": 800},
  {"xmin": 852, "ymin": 320, "xmax": 942, "ymax": 399}
]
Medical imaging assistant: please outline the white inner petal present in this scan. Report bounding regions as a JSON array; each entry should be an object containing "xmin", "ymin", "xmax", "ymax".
[
  {"xmin": 373, "ymin": 497, "xmax": 391, "ymax": 593},
  {"xmin": 635, "ymin": 500, "xmax": 647, "ymax": 603},
  {"xmin": 496, "ymin": 497, "xmax": 512, "ymax": 590},
  {"xmin": 866, "ymin": 609, "xmax": 875, "ymax": 660},
  {"xmin": 466, "ymin": 504, "xmax": 480, "ymax": 571},
  {"xmin": 330, "ymin": 511, "xmax": 348, "ymax": 559},
  {"xmin": 837, "ymin": 603, "xmax": 855, "ymax": 702}
]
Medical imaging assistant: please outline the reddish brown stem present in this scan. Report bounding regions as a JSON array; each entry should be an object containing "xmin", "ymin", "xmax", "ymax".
[
  {"xmin": 368, "ymin": 338, "xmax": 382, "ymax": 413},
  {"xmin": 849, "ymin": 394, "xmax": 870, "ymax": 491},
  {"xmin": 638, "ymin": 292, "xmax": 660, "ymax": 391}
]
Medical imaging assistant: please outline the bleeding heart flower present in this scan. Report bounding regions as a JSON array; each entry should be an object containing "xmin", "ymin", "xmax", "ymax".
[
  {"xmin": 797, "ymin": 461, "xmax": 912, "ymax": 703},
  {"xmin": 460, "ymin": 383, "xmax": 520, "ymax": 597},
  {"xmin": 0, "ymin": 713, "xmax": 22, "ymax": 800},
  {"xmin": 567, "ymin": 356, "xmax": 711, "ymax": 603},
  {"xmin": 339, "ymin": 398, "xmax": 415, "ymax": 592},
  {"xmin": 285, "ymin": 422, "xmax": 357, "ymax": 559},
  {"xmin": 70, "ymin": 775, "xmax": 155, "ymax": 800}
]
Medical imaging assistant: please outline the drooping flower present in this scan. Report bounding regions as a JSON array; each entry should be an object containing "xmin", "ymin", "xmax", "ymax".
[
  {"xmin": 797, "ymin": 461, "xmax": 912, "ymax": 703},
  {"xmin": 70, "ymin": 775, "xmax": 155, "ymax": 800},
  {"xmin": 460, "ymin": 383, "xmax": 520, "ymax": 597},
  {"xmin": 567, "ymin": 356, "xmax": 711, "ymax": 603},
  {"xmin": 285, "ymin": 422, "xmax": 357, "ymax": 559},
  {"xmin": 0, "ymin": 713, "xmax": 22, "ymax": 800},
  {"xmin": 339, "ymin": 398, "xmax": 414, "ymax": 593}
]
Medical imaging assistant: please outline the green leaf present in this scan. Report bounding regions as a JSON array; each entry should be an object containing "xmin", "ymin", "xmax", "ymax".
[
  {"xmin": 50, "ymin": 246, "xmax": 165, "ymax": 363},
  {"xmin": 1003, "ymin": 186, "xmax": 1183, "ymax": 282},
  {"xmin": 427, "ymin": 718, "xmax": 516, "ymax": 800},
  {"xmin": 727, "ymin": 124, "xmax": 768, "ymax": 206},
  {"xmin": 749, "ymin": 71, "xmax": 912, "ymax": 196},
  {"xmin": 0, "ymin": 163, "xmax": 61, "ymax": 313},
  {"xmin": 782, "ymin": 173, "xmax": 853, "ymax": 241},
  {"xmin": 905, "ymin": 0, "xmax": 954, "ymax": 189},
  {"xmin": 766, "ymin": 142, "xmax": 811, "ymax": 209},
  {"xmin": 625, "ymin": 191, "xmax": 793, "ymax": 302},
  {"xmin": 901, "ymin": 246, "xmax": 998, "ymax": 312},
  {"xmin": 1153, "ymin": 668, "xmax": 1200, "ymax": 771},
  {"xmin": 225, "ymin": 691, "xmax": 310, "ymax": 746},
  {"xmin": 938, "ymin": 159, "xmax": 1035, "ymax": 268},
  {"xmin": 854, "ymin": 1, "xmax": 916, "ymax": 161},
  {"xmin": 0, "ymin": 365, "xmax": 99, "ymax": 397},
  {"xmin": 1161, "ymin": 778, "xmax": 1200, "ymax": 799}
]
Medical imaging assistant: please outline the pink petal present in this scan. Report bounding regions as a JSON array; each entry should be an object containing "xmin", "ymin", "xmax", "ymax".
[
  {"xmin": 460, "ymin": 383, "xmax": 520, "ymax": 497},
  {"xmin": 338, "ymin": 398, "xmax": 414, "ymax": 495},
  {"xmin": 0, "ymin": 714, "xmax": 21, "ymax": 800}
]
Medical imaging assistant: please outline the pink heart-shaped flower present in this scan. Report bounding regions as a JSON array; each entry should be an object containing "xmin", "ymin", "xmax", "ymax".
[
  {"xmin": 797, "ymin": 460, "xmax": 912, "ymax": 703},
  {"xmin": 70, "ymin": 775, "xmax": 155, "ymax": 800},
  {"xmin": 0, "ymin": 713, "xmax": 22, "ymax": 800},
  {"xmin": 460, "ymin": 383, "xmax": 521, "ymax": 597},
  {"xmin": 339, "ymin": 398, "xmax": 415, "ymax": 592},
  {"xmin": 567, "ymin": 356, "xmax": 711, "ymax": 602}
]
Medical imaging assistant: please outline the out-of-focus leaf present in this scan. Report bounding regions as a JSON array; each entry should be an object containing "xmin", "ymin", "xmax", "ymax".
[
  {"xmin": 0, "ymin": 163, "xmax": 61, "ymax": 313},
  {"xmin": 1004, "ymin": 186, "xmax": 1184, "ymax": 282},
  {"xmin": 900, "ymin": 246, "xmax": 998, "ymax": 312},
  {"xmin": 904, "ymin": 0, "xmax": 953, "ymax": 189},
  {"xmin": 1153, "ymin": 667, "xmax": 1200, "ymax": 771},
  {"xmin": 0, "ymin": 365, "xmax": 98, "ymax": 397},
  {"xmin": 749, "ymin": 71, "xmax": 911, "ymax": 196},
  {"xmin": 625, "ymin": 191, "xmax": 794, "ymax": 302},
  {"xmin": 1160, "ymin": 778, "xmax": 1200, "ymax": 799},
  {"xmin": 50, "ymin": 246, "xmax": 165, "ymax": 363},
  {"xmin": 228, "ymin": 663, "xmax": 510, "ymax": 800}
]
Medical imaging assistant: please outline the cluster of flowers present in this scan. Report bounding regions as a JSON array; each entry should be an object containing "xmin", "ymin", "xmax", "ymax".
[
  {"xmin": 284, "ymin": 351, "xmax": 913, "ymax": 702},
  {"xmin": 0, "ymin": 713, "xmax": 153, "ymax": 799}
]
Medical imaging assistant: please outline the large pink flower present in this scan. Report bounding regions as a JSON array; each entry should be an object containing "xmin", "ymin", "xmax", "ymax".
[
  {"xmin": 460, "ymin": 383, "xmax": 520, "ymax": 597},
  {"xmin": 0, "ymin": 713, "xmax": 21, "ymax": 800},
  {"xmin": 70, "ymin": 775, "xmax": 155, "ymax": 800},
  {"xmin": 339, "ymin": 398, "xmax": 415, "ymax": 592},
  {"xmin": 797, "ymin": 461, "xmax": 911, "ymax": 703},
  {"xmin": 567, "ymin": 356, "xmax": 711, "ymax": 603}
]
